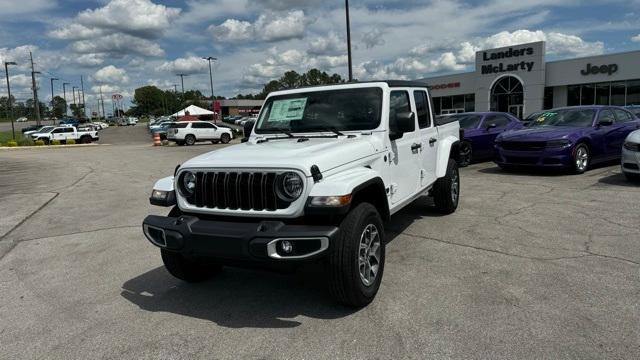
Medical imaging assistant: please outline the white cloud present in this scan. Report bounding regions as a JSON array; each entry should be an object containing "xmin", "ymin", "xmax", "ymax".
[
  {"xmin": 0, "ymin": 0, "xmax": 56, "ymax": 15},
  {"xmin": 158, "ymin": 57, "xmax": 209, "ymax": 75},
  {"xmin": 71, "ymin": 34, "xmax": 164, "ymax": 57},
  {"xmin": 92, "ymin": 65, "xmax": 130, "ymax": 84},
  {"xmin": 49, "ymin": 24, "xmax": 105, "ymax": 41},
  {"xmin": 632, "ymin": 34, "xmax": 640, "ymax": 42},
  {"xmin": 308, "ymin": 32, "xmax": 344, "ymax": 56},
  {"xmin": 73, "ymin": 54, "xmax": 106, "ymax": 67},
  {"xmin": 210, "ymin": 10, "xmax": 307, "ymax": 42},
  {"xmin": 362, "ymin": 28, "xmax": 385, "ymax": 49},
  {"xmin": 76, "ymin": 0, "xmax": 181, "ymax": 39}
]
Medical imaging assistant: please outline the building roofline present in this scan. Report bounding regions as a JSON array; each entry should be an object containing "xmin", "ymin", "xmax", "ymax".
[{"xmin": 545, "ymin": 48, "xmax": 640, "ymax": 65}]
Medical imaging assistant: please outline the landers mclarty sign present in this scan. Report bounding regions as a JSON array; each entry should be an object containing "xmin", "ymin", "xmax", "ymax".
[{"xmin": 481, "ymin": 46, "xmax": 535, "ymax": 75}]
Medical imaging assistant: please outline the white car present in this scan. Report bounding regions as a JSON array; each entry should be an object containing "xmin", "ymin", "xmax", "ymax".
[
  {"xmin": 31, "ymin": 126, "xmax": 99, "ymax": 144},
  {"xmin": 622, "ymin": 129, "xmax": 640, "ymax": 181},
  {"xmin": 167, "ymin": 121, "xmax": 233, "ymax": 146},
  {"xmin": 16, "ymin": 117, "xmax": 28, "ymax": 122},
  {"xmin": 143, "ymin": 81, "xmax": 461, "ymax": 307},
  {"xmin": 24, "ymin": 126, "xmax": 54, "ymax": 136}
]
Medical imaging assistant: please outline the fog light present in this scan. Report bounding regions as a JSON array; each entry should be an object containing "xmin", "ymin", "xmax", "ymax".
[{"xmin": 281, "ymin": 240, "xmax": 293, "ymax": 254}]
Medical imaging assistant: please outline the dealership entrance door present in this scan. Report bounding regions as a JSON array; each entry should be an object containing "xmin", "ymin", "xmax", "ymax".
[{"xmin": 491, "ymin": 76, "xmax": 524, "ymax": 118}]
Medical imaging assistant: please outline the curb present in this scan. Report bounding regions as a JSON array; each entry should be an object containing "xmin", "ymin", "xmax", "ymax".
[{"xmin": 0, "ymin": 143, "xmax": 110, "ymax": 150}]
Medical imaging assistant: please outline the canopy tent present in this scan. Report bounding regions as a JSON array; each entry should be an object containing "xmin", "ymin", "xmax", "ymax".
[{"xmin": 171, "ymin": 105, "xmax": 215, "ymax": 117}]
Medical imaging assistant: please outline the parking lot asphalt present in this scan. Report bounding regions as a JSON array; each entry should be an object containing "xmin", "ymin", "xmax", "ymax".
[{"xmin": 0, "ymin": 128, "xmax": 638, "ymax": 359}]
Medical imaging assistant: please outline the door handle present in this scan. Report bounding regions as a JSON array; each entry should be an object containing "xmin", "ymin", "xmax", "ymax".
[
  {"xmin": 429, "ymin": 138, "xmax": 437, "ymax": 145},
  {"xmin": 411, "ymin": 143, "xmax": 422, "ymax": 151}
]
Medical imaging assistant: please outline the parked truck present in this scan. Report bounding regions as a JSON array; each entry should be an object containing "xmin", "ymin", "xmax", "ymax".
[
  {"xmin": 31, "ymin": 126, "xmax": 99, "ymax": 144},
  {"xmin": 143, "ymin": 81, "xmax": 461, "ymax": 307}
]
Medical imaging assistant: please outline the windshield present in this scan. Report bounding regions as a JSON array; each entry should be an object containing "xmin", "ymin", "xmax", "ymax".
[
  {"xmin": 255, "ymin": 87, "xmax": 382, "ymax": 134},
  {"xmin": 528, "ymin": 109, "xmax": 596, "ymax": 128},
  {"xmin": 37, "ymin": 126, "xmax": 54, "ymax": 133}
]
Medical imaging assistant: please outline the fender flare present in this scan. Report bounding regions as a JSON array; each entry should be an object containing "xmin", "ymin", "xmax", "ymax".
[{"xmin": 436, "ymin": 136, "xmax": 460, "ymax": 178}]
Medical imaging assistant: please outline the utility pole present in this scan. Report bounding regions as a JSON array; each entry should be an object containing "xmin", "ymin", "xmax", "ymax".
[
  {"xmin": 99, "ymin": 86, "xmax": 105, "ymax": 119},
  {"xmin": 72, "ymin": 86, "xmax": 77, "ymax": 108},
  {"xmin": 178, "ymin": 74, "xmax": 186, "ymax": 96},
  {"xmin": 30, "ymin": 51, "xmax": 42, "ymax": 126},
  {"xmin": 80, "ymin": 75, "xmax": 86, "ymax": 118},
  {"xmin": 345, "ymin": 0, "xmax": 353, "ymax": 82},
  {"xmin": 203, "ymin": 56, "xmax": 218, "ymax": 122},
  {"xmin": 4, "ymin": 61, "xmax": 17, "ymax": 139},
  {"xmin": 50, "ymin": 77, "xmax": 58, "ymax": 123},
  {"xmin": 62, "ymin": 82, "xmax": 70, "ymax": 116}
]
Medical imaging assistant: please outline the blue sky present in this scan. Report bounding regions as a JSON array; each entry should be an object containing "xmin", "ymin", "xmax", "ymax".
[{"xmin": 0, "ymin": 0, "xmax": 639, "ymax": 112}]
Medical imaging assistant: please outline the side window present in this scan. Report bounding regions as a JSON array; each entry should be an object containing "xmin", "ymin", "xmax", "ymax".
[
  {"xmin": 192, "ymin": 123, "xmax": 204, "ymax": 129},
  {"xmin": 598, "ymin": 109, "xmax": 616, "ymax": 123},
  {"xmin": 485, "ymin": 115, "xmax": 510, "ymax": 128},
  {"xmin": 66, "ymin": 128, "xmax": 74, "ymax": 133},
  {"xmin": 389, "ymin": 91, "xmax": 413, "ymax": 133},
  {"xmin": 414, "ymin": 90, "xmax": 431, "ymax": 129},
  {"xmin": 613, "ymin": 109, "xmax": 633, "ymax": 123},
  {"xmin": 201, "ymin": 122, "xmax": 215, "ymax": 129},
  {"xmin": 52, "ymin": 128, "xmax": 63, "ymax": 133}
]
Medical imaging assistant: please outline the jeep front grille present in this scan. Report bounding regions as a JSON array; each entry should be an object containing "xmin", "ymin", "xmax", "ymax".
[{"xmin": 186, "ymin": 171, "xmax": 288, "ymax": 211}]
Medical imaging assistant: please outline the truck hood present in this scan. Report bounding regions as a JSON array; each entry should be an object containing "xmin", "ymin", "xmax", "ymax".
[
  {"xmin": 181, "ymin": 136, "xmax": 380, "ymax": 176},
  {"xmin": 498, "ymin": 126, "xmax": 587, "ymax": 141}
]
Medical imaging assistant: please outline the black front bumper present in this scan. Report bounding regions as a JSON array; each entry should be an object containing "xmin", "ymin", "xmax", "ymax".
[{"xmin": 142, "ymin": 215, "xmax": 339, "ymax": 262}]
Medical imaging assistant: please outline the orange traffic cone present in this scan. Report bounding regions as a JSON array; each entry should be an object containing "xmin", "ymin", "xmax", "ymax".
[{"xmin": 153, "ymin": 133, "xmax": 161, "ymax": 146}]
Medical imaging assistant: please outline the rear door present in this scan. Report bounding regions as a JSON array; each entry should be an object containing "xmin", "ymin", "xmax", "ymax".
[
  {"xmin": 597, "ymin": 109, "xmax": 626, "ymax": 159},
  {"xmin": 414, "ymin": 89, "xmax": 437, "ymax": 187},
  {"xmin": 386, "ymin": 90, "xmax": 422, "ymax": 205},
  {"xmin": 51, "ymin": 128, "xmax": 65, "ymax": 141}
]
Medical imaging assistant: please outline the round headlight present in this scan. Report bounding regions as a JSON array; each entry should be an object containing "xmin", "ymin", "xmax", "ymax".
[
  {"xmin": 277, "ymin": 172, "xmax": 303, "ymax": 201},
  {"xmin": 180, "ymin": 171, "xmax": 196, "ymax": 197}
]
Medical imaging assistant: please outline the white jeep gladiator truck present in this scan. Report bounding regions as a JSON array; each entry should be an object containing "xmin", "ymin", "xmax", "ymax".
[
  {"xmin": 31, "ymin": 126, "xmax": 99, "ymax": 144},
  {"xmin": 143, "ymin": 81, "xmax": 461, "ymax": 307}
]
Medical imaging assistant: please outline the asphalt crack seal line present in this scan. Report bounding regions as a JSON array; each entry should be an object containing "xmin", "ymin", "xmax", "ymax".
[{"xmin": 0, "ymin": 192, "xmax": 59, "ymax": 260}]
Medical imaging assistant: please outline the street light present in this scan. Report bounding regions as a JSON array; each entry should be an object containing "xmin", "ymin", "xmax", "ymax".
[
  {"xmin": 345, "ymin": 0, "xmax": 353, "ymax": 82},
  {"xmin": 177, "ymin": 74, "xmax": 187, "ymax": 96},
  {"xmin": 72, "ymin": 86, "xmax": 77, "ymax": 108},
  {"xmin": 62, "ymin": 82, "xmax": 70, "ymax": 116},
  {"xmin": 203, "ymin": 56, "xmax": 217, "ymax": 122},
  {"xmin": 4, "ymin": 61, "xmax": 17, "ymax": 139},
  {"xmin": 50, "ymin": 77, "xmax": 58, "ymax": 124}
]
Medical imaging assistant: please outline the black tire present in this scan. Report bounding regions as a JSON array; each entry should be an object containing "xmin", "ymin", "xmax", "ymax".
[
  {"xmin": 220, "ymin": 133, "xmax": 231, "ymax": 144},
  {"xmin": 458, "ymin": 141, "xmax": 472, "ymax": 167},
  {"xmin": 572, "ymin": 143, "xmax": 590, "ymax": 174},
  {"xmin": 161, "ymin": 206, "xmax": 221, "ymax": 283},
  {"xmin": 185, "ymin": 134, "xmax": 196, "ymax": 146},
  {"xmin": 40, "ymin": 138, "xmax": 50, "ymax": 145},
  {"xmin": 433, "ymin": 158, "xmax": 460, "ymax": 214},
  {"xmin": 327, "ymin": 202, "xmax": 385, "ymax": 307},
  {"xmin": 624, "ymin": 172, "xmax": 640, "ymax": 182},
  {"xmin": 160, "ymin": 249, "xmax": 220, "ymax": 283}
]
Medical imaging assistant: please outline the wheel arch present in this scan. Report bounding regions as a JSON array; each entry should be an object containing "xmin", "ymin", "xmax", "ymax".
[
  {"xmin": 350, "ymin": 178, "xmax": 390, "ymax": 222},
  {"xmin": 436, "ymin": 137, "xmax": 461, "ymax": 177}
]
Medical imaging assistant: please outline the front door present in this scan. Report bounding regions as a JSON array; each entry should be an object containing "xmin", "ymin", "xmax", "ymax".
[{"xmin": 386, "ymin": 90, "xmax": 421, "ymax": 205}]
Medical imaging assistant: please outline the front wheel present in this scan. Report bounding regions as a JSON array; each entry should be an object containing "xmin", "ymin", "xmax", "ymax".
[
  {"xmin": 328, "ymin": 202, "xmax": 385, "ymax": 307},
  {"xmin": 161, "ymin": 249, "xmax": 220, "ymax": 283},
  {"xmin": 220, "ymin": 133, "xmax": 231, "ymax": 144},
  {"xmin": 573, "ymin": 143, "xmax": 590, "ymax": 174},
  {"xmin": 433, "ymin": 158, "xmax": 460, "ymax": 214}
]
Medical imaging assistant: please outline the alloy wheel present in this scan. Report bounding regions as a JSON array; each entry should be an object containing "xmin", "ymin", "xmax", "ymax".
[
  {"xmin": 358, "ymin": 224, "xmax": 381, "ymax": 287},
  {"xmin": 575, "ymin": 145, "xmax": 589, "ymax": 172},
  {"xmin": 451, "ymin": 167, "xmax": 459, "ymax": 204}
]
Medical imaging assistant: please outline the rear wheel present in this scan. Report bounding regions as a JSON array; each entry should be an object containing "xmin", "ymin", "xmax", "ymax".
[
  {"xmin": 185, "ymin": 134, "xmax": 196, "ymax": 146},
  {"xmin": 458, "ymin": 141, "xmax": 473, "ymax": 167},
  {"xmin": 328, "ymin": 202, "xmax": 385, "ymax": 307},
  {"xmin": 624, "ymin": 172, "xmax": 640, "ymax": 181},
  {"xmin": 433, "ymin": 159, "xmax": 460, "ymax": 214},
  {"xmin": 573, "ymin": 143, "xmax": 590, "ymax": 174},
  {"xmin": 220, "ymin": 133, "xmax": 231, "ymax": 144}
]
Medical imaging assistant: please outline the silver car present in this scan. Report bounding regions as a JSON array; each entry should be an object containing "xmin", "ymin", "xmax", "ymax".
[{"xmin": 622, "ymin": 129, "xmax": 640, "ymax": 181}]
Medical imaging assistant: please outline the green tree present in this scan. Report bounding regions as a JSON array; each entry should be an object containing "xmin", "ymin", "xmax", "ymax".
[
  {"xmin": 130, "ymin": 85, "xmax": 165, "ymax": 116},
  {"xmin": 51, "ymin": 96, "xmax": 66, "ymax": 118},
  {"xmin": 69, "ymin": 104, "xmax": 84, "ymax": 118}
]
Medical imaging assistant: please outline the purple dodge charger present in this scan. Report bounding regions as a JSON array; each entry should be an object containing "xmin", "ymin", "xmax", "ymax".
[
  {"xmin": 494, "ymin": 106, "xmax": 640, "ymax": 174},
  {"xmin": 437, "ymin": 112, "xmax": 522, "ymax": 166}
]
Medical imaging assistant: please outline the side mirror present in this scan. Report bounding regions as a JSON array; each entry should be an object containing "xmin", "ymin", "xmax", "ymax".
[
  {"xmin": 486, "ymin": 123, "xmax": 497, "ymax": 130},
  {"xmin": 390, "ymin": 112, "xmax": 415, "ymax": 141},
  {"xmin": 242, "ymin": 120, "xmax": 255, "ymax": 142},
  {"xmin": 598, "ymin": 119, "xmax": 613, "ymax": 127}
]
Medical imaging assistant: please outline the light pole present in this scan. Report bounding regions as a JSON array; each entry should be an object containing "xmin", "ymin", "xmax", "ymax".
[
  {"xmin": 50, "ymin": 77, "xmax": 58, "ymax": 123},
  {"xmin": 4, "ymin": 61, "xmax": 17, "ymax": 139},
  {"xmin": 345, "ymin": 0, "xmax": 353, "ymax": 82},
  {"xmin": 62, "ymin": 82, "xmax": 70, "ymax": 116},
  {"xmin": 203, "ymin": 56, "xmax": 217, "ymax": 122},
  {"xmin": 177, "ymin": 74, "xmax": 187, "ymax": 96},
  {"xmin": 72, "ymin": 86, "xmax": 77, "ymax": 108}
]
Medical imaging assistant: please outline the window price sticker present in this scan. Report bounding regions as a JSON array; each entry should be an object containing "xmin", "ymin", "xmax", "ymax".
[{"xmin": 268, "ymin": 98, "xmax": 308, "ymax": 122}]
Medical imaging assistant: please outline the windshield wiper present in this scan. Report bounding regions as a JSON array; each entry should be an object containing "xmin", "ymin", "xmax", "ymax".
[
  {"xmin": 269, "ymin": 127, "xmax": 294, "ymax": 138},
  {"xmin": 312, "ymin": 126, "xmax": 344, "ymax": 137}
]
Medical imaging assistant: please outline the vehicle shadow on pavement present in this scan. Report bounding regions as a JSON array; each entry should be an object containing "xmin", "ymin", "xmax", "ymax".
[
  {"xmin": 120, "ymin": 263, "xmax": 357, "ymax": 328},
  {"xmin": 598, "ymin": 173, "xmax": 640, "ymax": 187},
  {"xmin": 385, "ymin": 196, "xmax": 446, "ymax": 244}
]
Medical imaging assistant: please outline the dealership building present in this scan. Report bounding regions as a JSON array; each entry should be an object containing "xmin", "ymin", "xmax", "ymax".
[{"xmin": 419, "ymin": 41, "xmax": 640, "ymax": 118}]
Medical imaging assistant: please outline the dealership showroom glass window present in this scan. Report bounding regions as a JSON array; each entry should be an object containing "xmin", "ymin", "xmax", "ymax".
[{"xmin": 565, "ymin": 80, "xmax": 640, "ymax": 107}]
